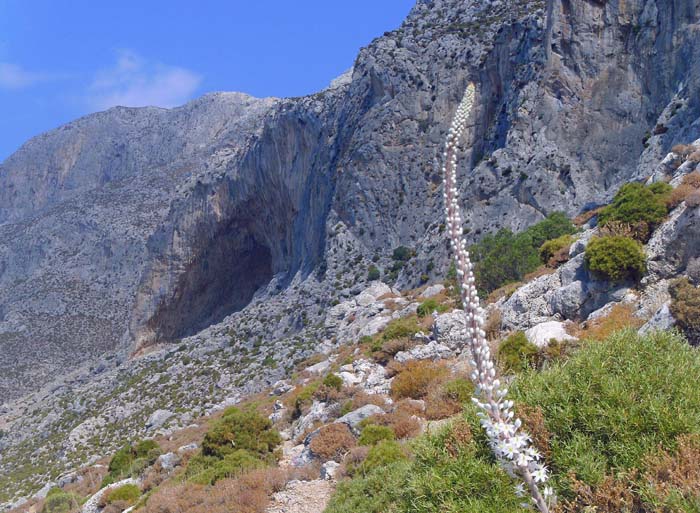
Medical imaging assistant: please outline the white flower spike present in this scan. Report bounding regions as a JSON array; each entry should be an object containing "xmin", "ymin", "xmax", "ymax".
[{"xmin": 442, "ymin": 82, "xmax": 553, "ymax": 513}]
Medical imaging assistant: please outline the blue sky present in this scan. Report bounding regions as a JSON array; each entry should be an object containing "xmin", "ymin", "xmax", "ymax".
[{"xmin": 0, "ymin": 1, "xmax": 415, "ymax": 161}]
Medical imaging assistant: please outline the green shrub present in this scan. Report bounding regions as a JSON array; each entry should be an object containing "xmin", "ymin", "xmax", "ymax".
[
  {"xmin": 471, "ymin": 212, "xmax": 577, "ymax": 295},
  {"xmin": 41, "ymin": 489, "xmax": 80, "ymax": 513},
  {"xmin": 669, "ymin": 277, "xmax": 700, "ymax": 345},
  {"xmin": 526, "ymin": 211, "xmax": 578, "ymax": 248},
  {"xmin": 201, "ymin": 407, "xmax": 281, "ymax": 461},
  {"xmin": 104, "ymin": 483, "xmax": 140, "ymax": 504},
  {"xmin": 104, "ymin": 439, "xmax": 162, "ymax": 483},
  {"xmin": 358, "ymin": 424, "xmax": 395, "ymax": 446},
  {"xmin": 379, "ymin": 317, "xmax": 421, "ymax": 342},
  {"xmin": 185, "ymin": 450, "xmax": 266, "ymax": 485},
  {"xmin": 327, "ymin": 330, "xmax": 700, "ymax": 512},
  {"xmin": 513, "ymin": 330, "xmax": 700, "ymax": 497},
  {"xmin": 416, "ymin": 298, "xmax": 448, "ymax": 317},
  {"xmin": 392, "ymin": 246, "xmax": 414, "ymax": 262},
  {"xmin": 497, "ymin": 331, "xmax": 539, "ymax": 373},
  {"xmin": 323, "ymin": 373, "xmax": 344, "ymax": 391},
  {"xmin": 441, "ymin": 377, "xmax": 475, "ymax": 404},
  {"xmin": 360, "ymin": 440, "xmax": 407, "ymax": 474},
  {"xmin": 367, "ymin": 265, "xmax": 380, "ymax": 281},
  {"xmin": 598, "ymin": 182, "xmax": 671, "ymax": 236},
  {"xmin": 539, "ymin": 234, "xmax": 574, "ymax": 264},
  {"xmin": 584, "ymin": 235, "xmax": 646, "ymax": 281}
]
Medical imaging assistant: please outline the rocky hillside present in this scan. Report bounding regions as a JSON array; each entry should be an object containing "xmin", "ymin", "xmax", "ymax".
[
  {"xmin": 3, "ymin": 0, "xmax": 700, "ymax": 402},
  {"xmin": 2, "ymin": 0, "xmax": 700, "ymax": 509}
]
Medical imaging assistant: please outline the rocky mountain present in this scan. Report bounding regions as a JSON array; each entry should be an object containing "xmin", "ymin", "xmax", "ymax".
[{"xmin": 1, "ymin": 0, "xmax": 700, "ymax": 506}]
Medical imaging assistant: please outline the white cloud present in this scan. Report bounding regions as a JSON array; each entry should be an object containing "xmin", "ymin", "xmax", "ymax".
[
  {"xmin": 0, "ymin": 62, "xmax": 49, "ymax": 89},
  {"xmin": 87, "ymin": 50, "xmax": 202, "ymax": 111}
]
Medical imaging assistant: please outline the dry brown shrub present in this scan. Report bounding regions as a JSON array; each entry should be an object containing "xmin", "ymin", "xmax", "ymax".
[
  {"xmin": 101, "ymin": 501, "xmax": 132, "ymax": 513},
  {"xmin": 571, "ymin": 303, "xmax": 645, "ymax": 342},
  {"xmin": 424, "ymin": 384, "xmax": 463, "ymax": 420},
  {"xmin": 484, "ymin": 308, "xmax": 502, "ymax": 340},
  {"xmin": 345, "ymin": 389, "xmax": 387, "ymax": 411},
  {"xmin": 686, "ymin": 190, "xmax": 700, "ymax": 208},
  {"xmin": 372, "ymin": 337, "xmax": 416, "ymax": 365},
  {"xmin": 393, "ymin": 398, "xmax": 425, "ymax": 417},
  {"xmin": 688, "ymin": 151, "xmax": 700, "ymax": 163},
  {"xmin": 523, "ymin": 266, "xmax": 557, "ymax": 282},
  {"xmin": 390, "ymin": 360, "xmax": 449, "ymax": 400},
  {"xmin": 672, "ymin": 144, "xmax": 695, "ymax": 158},
  {"xmin": 517, "ymin": 405, "xmax": 552, "ymax": 460},
  {"xmin": 366, "ymin": 410, "xmax": 422, "ymax": 440},
  {"xmin": 142, "ymin": 467, "xmax": 289, "ymax": 513},
  {"xmin": 666, "ymin": 183, "xmax": 695, "ymax": 209},
  {"xmin": 444, "ymin": 419, "xmax": 473, "ymax": 457},
  {"xmin": 63, "ymin": 466, "xmax": 108, "ymax": 497},
  {"xmin": 308, "ymin": 423, "xmax": 357, "ymax": 462},
  {"xmin": 561, "ymin": 472, "xmax": 641, "ymax": 513},
  {"xmin": 644, "ymin": 433, "xmax": 700, "ymax": 501},
  {"xmin": 547, "ymin": 244, "xmax": 572, "ymax": 268},
  {"xmin": 598, "ymin": 220, "xmax": 651, "ymax": 242},
  {"xmin": 339, "ymin": 446, "xmax": 371, "ymax": 477},
  {"xmin": 573, "ymin": 206, "xmax": 604, "ymax": 227},
  {"xmin": 682, "ymin": 170, "xmax": 700, "ymax": 187}
]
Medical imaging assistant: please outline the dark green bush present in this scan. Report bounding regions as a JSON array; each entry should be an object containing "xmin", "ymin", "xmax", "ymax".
[
  {"xmin": 323, "ymin": 373, "xmax": 344, "ymax": 391},
  {"xmin": 185, "ymin": 450, "xmax": 266, "ymax": 485},
  {"xmin": 367, "ymin": 265, "xmax": 380, "ymax": 281},
  {"xmin": 584, "ymin": 236, "xmax": 646, "ymax": 281},
  {"xmin": 104, "ymin": 439, "xmax": 162, "ymax": 484},
  {"xmin": 669, "ymin": 277, "xmax": 700, "ymax": 345},
  {"xmin": 201, "ymin": 407, "xmax": 281, "ymax": 460},
  {"xmin": 598, "ymin": 182, "xmax": 671, "ymax": 233},
  {"xmin": 416, "ymin": 298, "xmax": 448, "ymax": 317},
  {"xmin": 392, "ymin": 246, "xmax": 414, "ymax": 262},
  {"xmin": 497, "ymin": 331, "xmax": 539, "ymax": 373},
  {"xmin": 471, "ymin": 212, "xmax": 577, "ymax": 295},
  {"xmin": 358, "ymin": 424, "xmax": 396, "ymax": 446}
]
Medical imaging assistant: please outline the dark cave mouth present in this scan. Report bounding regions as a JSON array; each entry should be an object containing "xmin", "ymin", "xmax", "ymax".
[{"xmin": 147, "ymin": 229, "xmax": 274, "ymax": 342}]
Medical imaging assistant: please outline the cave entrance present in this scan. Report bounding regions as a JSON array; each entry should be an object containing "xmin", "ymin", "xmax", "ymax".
[{"xmin": 148, "ymin": 222, "xmax": 273, "ymax": 341}]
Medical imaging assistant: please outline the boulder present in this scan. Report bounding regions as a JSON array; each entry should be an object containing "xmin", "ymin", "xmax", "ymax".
[
  {"xmin": 395, "ymin": 341, "xmax": 453, "ymax": 362},
  {"xmin": 146, "ymin": 409, "xmax": 174, "ymax": 430},
  {"xmin": 639, "ymin": 302, "xmax": 675, "ymax": 334},
  {"xmin": 157, "ymin": 452, "xmax": 181, "ymax": 472},
  {"xmin": 525, "ymin": 321, "xmax": 576, "ymax": 348},
  {"xmin": 420, "ymin": 284, "xmax": 445, "ymax": 298},
  {"xmin": 321, "ymin": 460, "xmax": 341, "ymax": 480},
  {"xmin": 335, "ymin": 405, "xmax": 385, "ymax": 433}
]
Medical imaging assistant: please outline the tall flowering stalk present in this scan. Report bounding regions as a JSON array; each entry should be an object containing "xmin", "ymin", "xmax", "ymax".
[{"xmin": 442, "ymin": 83, "xmax": 553, "ymax": 512}]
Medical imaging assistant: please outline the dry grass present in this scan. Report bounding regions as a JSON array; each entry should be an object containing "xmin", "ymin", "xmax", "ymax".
[
  {"xmin": 644, "ymin": 433, "xmax": 700, "ymax": 502},
  {"xmin": 486, "ymin": 281, "xmax": 523, "ymax": 304},
  {"xmin": 308, "ymin": 423, "xmax": 357, "ymax": 462},
  {"xmin": 142, "ymin": 467, "xmax": 289, "ymax": 513},
  {"xmin": 560, "ymin": 472, "xmax": 640, "ymax": 513},
  {"xmin": 365, "ymin": 410, "xmax": 422, "ymax": 440},
  {"xmin": 573, "ymin": 206, "xmax": 604, "ymax": 227},
  {"xmin": 484, "ymin": 308, "xmax": 502, "ymax": 340},
  {"xmin": 390, "ymin": 361, "xmax": 449, "ymax": 400},
  {"xmin": 569, "ymin": 304, "xmax": 645, "ymax": 342},
  {"xmin": 444, "ymin": 419, "xmax": 473, "ymax": 457},
  {"xmin": 517, "ymin": 405, "xmax": 552, "ymax": 461}
]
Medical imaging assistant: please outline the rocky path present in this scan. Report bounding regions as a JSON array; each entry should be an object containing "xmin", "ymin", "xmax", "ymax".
[{"xmin": 266, "ymin": 479, "xmax": 334, "ymax": 513}]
